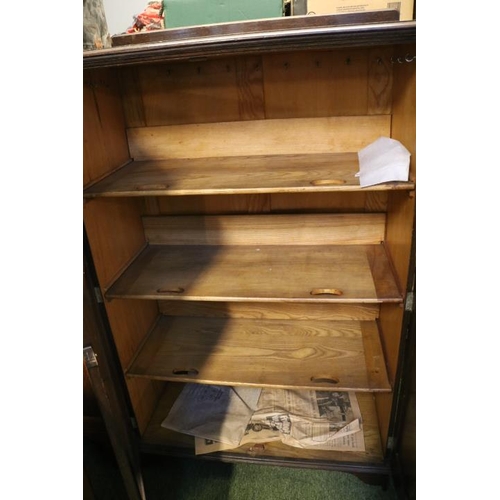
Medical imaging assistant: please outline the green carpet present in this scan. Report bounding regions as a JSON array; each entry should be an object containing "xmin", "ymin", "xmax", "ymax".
[{"xmin": 84, "ymin": 438, "xmax": 398, "ymax": 500}]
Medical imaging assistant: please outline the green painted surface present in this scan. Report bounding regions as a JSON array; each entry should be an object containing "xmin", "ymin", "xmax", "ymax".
[{"xmin": 163, "ymin": 0, "xmax": 284, "ymax": 28}]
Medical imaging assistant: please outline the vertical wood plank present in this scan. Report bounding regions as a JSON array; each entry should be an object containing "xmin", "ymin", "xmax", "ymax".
[
  {"xmin": 263, "ymin": 49, "xmax": 369, "ymax": 119},
  {"xmin": 118, "ymin": 66, "xmax": 147, "ymax": 127},
  {"xmin": 367, "ymin": 47, "xmax": 394, "ymax": 115},
  {"xmin": 235, "ymin": 56, "xmax": 266, "ymax": 120},
  {"xmin": 137, "ymin": 59, "xmax": 240, "ymax": 126}
]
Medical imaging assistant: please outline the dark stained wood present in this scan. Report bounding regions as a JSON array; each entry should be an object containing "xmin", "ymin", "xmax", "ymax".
[
  {"xmin": 111, "ymin": 11, "xmax": 400, "ymax": 47},
  {"xmin": 83, "ymin": 235, "xmax": 146, "ymax": 500},
  {"xmin": 83, "ymin": 19, "xmax": 415, "ymax": 69}
]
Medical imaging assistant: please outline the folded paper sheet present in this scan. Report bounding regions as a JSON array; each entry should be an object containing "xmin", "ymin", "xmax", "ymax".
[
  {"xmin": 161, "ymin": 384, "xmax": 262, "ymax": 445},
  {"xmin": 356, "ymin": 137, "xmax": 411, "ymax": 187}
]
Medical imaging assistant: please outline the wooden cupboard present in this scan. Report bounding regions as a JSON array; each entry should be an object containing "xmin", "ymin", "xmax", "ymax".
[{"xmin": 83, "ymin": 11, "xmax": 415, "ymax": 499}]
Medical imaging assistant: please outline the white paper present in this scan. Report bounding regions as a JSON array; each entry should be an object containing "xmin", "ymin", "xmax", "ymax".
[
  {"xmin": 195, "ymin": 389, "xmax": 365, "ymax": 455},
  {"xmin": 356, "ymin": 137, "xmax": 410, "ymax": 187},
  {"xmin": 161, "ymin": 384, "xmax": 262, "ymax": 445}
]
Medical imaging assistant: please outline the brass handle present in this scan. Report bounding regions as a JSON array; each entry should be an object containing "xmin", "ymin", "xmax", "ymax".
[{"xmin": 310, "ymin": 288, "xmax": 343, "ymax": 296}]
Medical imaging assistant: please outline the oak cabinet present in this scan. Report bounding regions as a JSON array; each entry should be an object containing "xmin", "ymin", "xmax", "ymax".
[{"xmin": 83, "ymin": 11, "xmax": 415, "ymax": 497}]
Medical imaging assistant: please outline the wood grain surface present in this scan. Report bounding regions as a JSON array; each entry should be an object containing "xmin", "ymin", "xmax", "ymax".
[
  {"xmin": 143, "ymin": 214, "xmax": 385, "ymax": 246},
  {"xmin": 105, "ymin": 244, "xmax": 402, "ymax": 303},
  {"xmin": 126, "ymin": 316, "xmax": 390, "ymax": 392},
  {"xmin": 142, "ymin": 382, "xmax": 384, "ymax": 463},
  {"xmin": 84, "ymin": 153, "xmax": 414, "ymax": 198},
  {"xmin": 127, "ymin": 116, "xmax": 390, "ymax": 160}
]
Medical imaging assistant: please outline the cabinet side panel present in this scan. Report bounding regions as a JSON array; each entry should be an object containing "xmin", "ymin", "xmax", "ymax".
[
  {"xmin": 391, "ymin": 44, "xmax": 416, "ymax": 182},
  {"xmin": 84, "ymin": 197, "xmax": 163, "ymax": 434},
  {"xmin": 376, "ymin": 50, "xmax": 415, "ymax": 451},
  {"xmin": 84, "ymin": 198, "xmax": 147, "ymax": 289},
  {"xmin": 83, "ymin": 68, "xmax": 130, "ymax": 187}
]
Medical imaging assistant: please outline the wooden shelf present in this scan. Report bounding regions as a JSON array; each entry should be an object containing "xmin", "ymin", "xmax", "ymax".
[
  {"xmin": 126, "ymin": 315, "xmax": 390, "ymax": 392},
  {"xmin": 141, "ymin": 383, "xmax": 385, "ymax": 465},
  {"xmin": 83, "ymin": 153, "xmax": 414, "ymax": 198},
  {"xmin": 106, "ymin": 242, "xmax": 402, "ymax": 303}
]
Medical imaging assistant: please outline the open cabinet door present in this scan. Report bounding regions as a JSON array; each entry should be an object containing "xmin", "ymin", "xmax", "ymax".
[{"xmin": 83, "ymin": 227, "xmax": 146, "ymax": 500}]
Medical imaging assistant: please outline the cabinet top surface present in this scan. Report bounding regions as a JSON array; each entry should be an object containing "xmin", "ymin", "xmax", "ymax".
[{"xmin": 83, "ymin": 13, "xmax": 416, "ymax": 70}]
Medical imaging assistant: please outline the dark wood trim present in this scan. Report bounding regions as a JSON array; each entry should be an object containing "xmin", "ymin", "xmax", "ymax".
[
  {"xmin": 83, "ymin": 17, "xmax": 415, "ymax": 69},
  {"xmin": 386, "ymin": 215, "xmax": 416, "ymax": 498},
  {"xmin": 140, "ymin": 442, "xmax": 391, "ymax": 476},
  {"xmin": 84, "ymin": 226, "xmax": 146, "ymax": 500},
  {"xmin": 111, "ymin": 10, "xmax": 399, "ymax": 47}
]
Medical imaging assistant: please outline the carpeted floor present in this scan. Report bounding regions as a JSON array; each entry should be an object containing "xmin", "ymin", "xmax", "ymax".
[{"xmin": 84, "ymin": 438, "xmax": 399, "ymax": 500}]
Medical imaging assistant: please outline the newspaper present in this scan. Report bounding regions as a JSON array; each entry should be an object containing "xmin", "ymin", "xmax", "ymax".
[
  {"xmin": 194, "ymin": 388, "xmax": 365, "ymax": 455},
  {"xmin": 161, "ymin": 384, "xmax": 262, "ymax": 445}
]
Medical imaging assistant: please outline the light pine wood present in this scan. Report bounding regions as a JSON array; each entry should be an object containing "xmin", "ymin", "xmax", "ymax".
[
  {"xmin": 83, "ymin": 153, "xmax": 414, "ymax": 198},
  {"xmin": 143, "ymin": 214, "xmax": 385, "ymax": 246},
  {"xmin": 133, "ymin": 57, "xmax": 265, "ymax": 127},
  {"xmin": 126, "ymin": 316, "xmax": 390, "ymax": 392},
  {"xmin": 118, "ymin": 66, "xmax": 147, "ymax": 128},
  {"xmin": 152, "ymin": 191, "xmax": 389, "ymax": 216},
  {"xmin": 106, "ymin": 244, "xmax": 401, "ymax": 303},
  {"xmin": 262, "ymin": 49, "xmax": 370, "ymax": 118},
  {"xmin": 367, "ymin": 47, "xmax": 394, "ymax": 115},
  {"xmin": 157, "ymin": 193, "xmax": 272, "ymax": 215},
  {"xmin": 127, "ymin": 116, "xmax": 391, "ymax": 160},
  {"xmin": 142, "ymin": 383, "xmax": 384, "ymax": 463},
  {"xmin": 83, "ymin": 68, "xmax": 130, "ymax": 188},
  {"xmin": 126, "ymin": 377, "xmax": 165, "ymax": 434},
  {"xmin": 374, "ymin": 52, "xmax": 416, "ymax": 449},
  {"xmin": 270, "ymin": 191, "xmax": 387, "ymax": 213},
  {"xmin": 83, "ymin": 30, "xmax": 416, "ymax": 470},
  {"xmin": 158, "ymin": 301, "xmax": 380, "ymax": 321},
  {"xmin": 84, "ymin": 198, "xmax": 147, "ymax": 290},
  {"xmin": 391, "ymin": 47, "xmax": 416, "ymax": 182}
]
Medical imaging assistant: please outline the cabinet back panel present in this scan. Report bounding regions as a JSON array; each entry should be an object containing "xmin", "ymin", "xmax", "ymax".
[
  {"xmin": 149, "ymin": 192, "xmax": 388, "ymax": 215},
  {"xmin": 119, "ymin": 48, "xmax": 395, "ymax": 127},
  {"xmin": 158, "ymin": 301, "xmax": 379, "ymax": 321},
  {"xmin": 143, "ymin": 213, "xmax": 385, "ymax": 246},
  {"xmin": 127, "ymin": 116, "xmax": 391, "ymax": 161}
]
